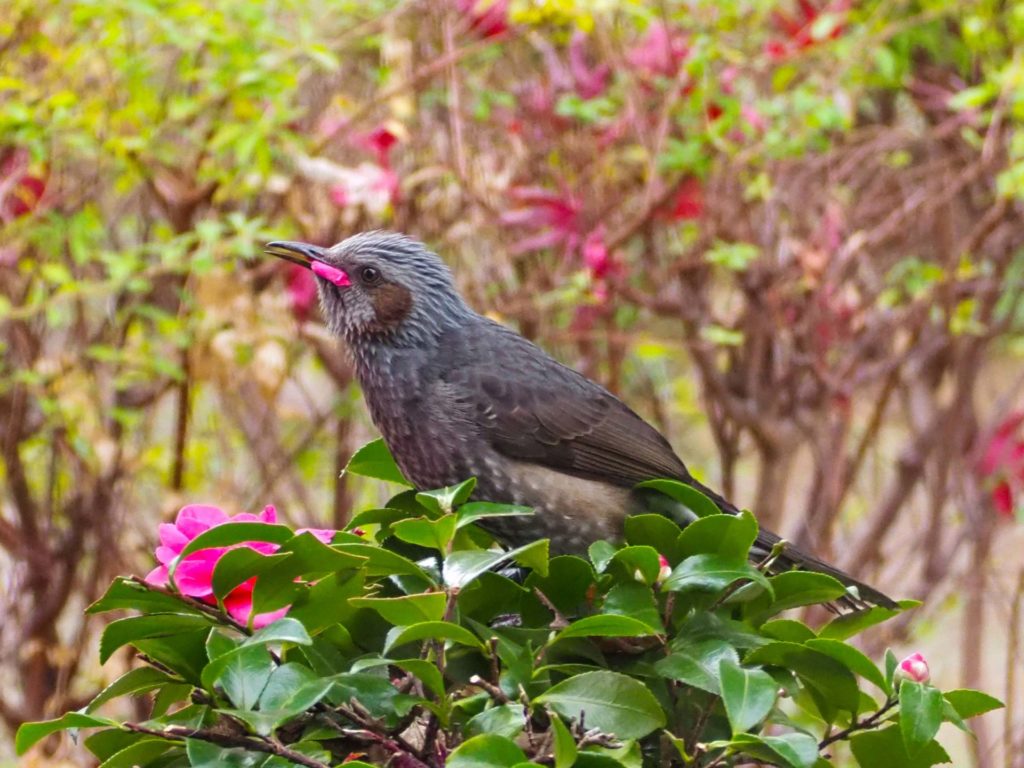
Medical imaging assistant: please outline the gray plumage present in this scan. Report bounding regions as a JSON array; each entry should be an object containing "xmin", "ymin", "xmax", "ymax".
[{"xmin": 268, "ymin": 231, "xmax": 895, "ymax": 608}]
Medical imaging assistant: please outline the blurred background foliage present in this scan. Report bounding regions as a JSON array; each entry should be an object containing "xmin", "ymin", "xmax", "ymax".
[{"xmin": 2, "ymin": 0, "xmax": 1024, "ymax": 764}]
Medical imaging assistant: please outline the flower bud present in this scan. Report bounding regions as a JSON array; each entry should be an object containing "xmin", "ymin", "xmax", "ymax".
[
  {"xmin": 895, "ymin": 652, "xmax": 930, "ymax": 684},
  {"xmin": 656, "ymin": 554, "xmax": 672, "ymax": 586}
]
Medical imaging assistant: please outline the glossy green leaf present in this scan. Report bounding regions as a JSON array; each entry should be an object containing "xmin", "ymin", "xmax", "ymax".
[
  {"xmin": 654, "ymin": 638, "xmax": 739, "ymax": 694},
  {"xmin": 456, "ymin": 501, "xmax": 534, "ymax": 529},
  {"xmin": 943, "ymin": 688, "xmax": 1003, "ymax": 719},
  {"xmin": 806, "ymin": 638, "xmax": 887, "ymax": 692},
  {"xmin": 100, "ymin": 614, "xmax": 213, "ymax": 664},
  {"xmin": 417, "ymin": 477, "xmax": 477, "ymax": 515},
  {"xmin": 664, "ymin": 554, "xmax": 772, "ymax": 595},
  {"xmin": 718, "ymin": 658, "xmax": 777, "ymax": 734},
  {"xmin": 174, "ymin": 522, "xmax": 293, "ymax": 562},
  {"xmin": 448, "ymin": 733, "xmax": 527, "ymax": 768},
  {"xmin": 88, "ymin": 577, "xmax": 203, "ymax": 616},
  {"xmin": 343, "ymin": 438, "xmax": 411, "ymax": 485},
  {"xmin": 211, "ymin": 549, "xmax": 290, "ymax": 601},
  {"xmin": 393, "ymin": 515, "xmax": 458, "ymax": 551},
  {"xmin": 850, "ymin": 724, "xmax": 951, "ymax": 768},
  {"xmin": 535, "ymin": 671, "xmax": 667, "ymax": 739},
  {"xmin": 550, "ymin": 711, "xmax": 579, "ymax": 768},
  {"xmin": 635, "ymin": 479, "xmax": 720, "ymax": 518},
  {"xmin": 86, "ymin": 666, "xmax": 179, "ymax": 713},
  {"xmin": 676, "ymin": 509, "xmax": 758, "ymax": 561},
  {"xmin": 820, "ymin": 601, "xmax": 917, "ymax": 641},
  {"xmin": 16, "ymin": 713, "xmax": 118, "ymax": 755},
  {"xmin": 350, "ymin": 592, "xmax": 447, "ymax": 625},
  {"xmin": 385, "ymin": 620, "xmax": 485, "ymax": 652},
  {"xmin": 554, "ymin": 614, "xmax": 658, "ymax": 641},
  {"xmin": 899, "ymin": 681, "xmax": 944, "ymax": 756}
]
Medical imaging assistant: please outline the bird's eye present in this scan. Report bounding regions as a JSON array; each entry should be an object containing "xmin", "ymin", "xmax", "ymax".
[{"xmin": 359, "ymin": 266, "xmax": 382, "ymax": 285}]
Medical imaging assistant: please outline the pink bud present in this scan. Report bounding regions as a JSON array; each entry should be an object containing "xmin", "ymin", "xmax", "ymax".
[
  {"xmin": 896, "ymin": 652, "xmax": 930, "ymax": 684},
  {"xmin": 657, "ymin": 554, "xmax": 672, "ymax": 585}
]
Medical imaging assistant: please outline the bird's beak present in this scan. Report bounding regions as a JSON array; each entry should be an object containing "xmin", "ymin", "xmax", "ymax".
[{"xmin": 264, "ymin": 240, "xmax": 327, "ymax": 269}]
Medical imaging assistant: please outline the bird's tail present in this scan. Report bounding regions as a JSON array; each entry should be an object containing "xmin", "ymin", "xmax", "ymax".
[{"xmin": 686, "ymin": 479, "xmax": 897, "ymax": 610}]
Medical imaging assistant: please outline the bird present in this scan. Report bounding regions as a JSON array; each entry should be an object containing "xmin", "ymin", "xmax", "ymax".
[{"xmin": 265, "ymin": 232, "xmax": 896, "ymax": 609}]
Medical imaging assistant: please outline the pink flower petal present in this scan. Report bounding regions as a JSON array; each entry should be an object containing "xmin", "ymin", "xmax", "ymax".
[
  {"xmin": 175, "ymin": 505, "xmax": 230, "ymax": 538},
  {"xmin": 297, "ymin": 527, "xmax": 337, "ymax": 545},
  {"xmin": 145, "ymin": 565, "xmax": 169, "ymax": 586}
]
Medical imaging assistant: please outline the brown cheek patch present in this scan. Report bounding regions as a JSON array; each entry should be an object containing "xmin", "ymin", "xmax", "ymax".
[{"xmin": 369, "ymin": 282, "xmax": 413, "ymax": 331}]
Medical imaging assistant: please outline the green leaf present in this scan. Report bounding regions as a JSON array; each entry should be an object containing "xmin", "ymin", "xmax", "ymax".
[
  {"xmin": 602, "ymin": 582, "xmax": 663, "ymax": 632},
  {"xmin": 286, "ymin": 571, "xmax": 366, "ymax": 634},
  {"xmin": 385, "ymin": 620, "xmax": 485, "ymax": 653},
  {"xmin": 100, "ymin": 614, "xmax": 213, "ymax": 663},
  {"xmin": 588, "ymin": 540, "xmax": 618, "ymax": 573},
  {"xmin": 16, "ymin": 713, "xmax": 118, "ymax": 755},
  {"xmin": 343, "ymin": 438, "xmax": 411, "ymax": 485},
  {"xmin": 203, "ymin": 644, "xmax": 274, "ymax": 710},
  {"xmin": 943, "ymin": 689, "xmax": 1004, "ymax": 719},
  {"xmin": 718, "ymin": 658, "xmax": 777, "ymax": 734},
  {"xmin": 353, "ymin": 657, "xmax": 446, "ymax": 697},
  {"xmin": 334, "ymin": 543, "xmax": 435, "ymax": 584},
  {"xmin": 444, "ymin": 539, "xmax": 549, "ymax": 588},
  {"xmin": 745, "ymin": 571, "xmax": 848, "ymax": 624},
  {"xmin": 245, "ymin": 617, "xmax": 312, "ymax": 647},
  {"xmin": 663, "ymin": 554, "xmax": 772, "ymax": 596},
  {"xmin": 186, "ymin": 738, "xmax": 267, "ymax": 768},
  {"xmin": 819, "ymin": 601, "xmax": 914, "ymax": 641},
  {"xmin": 456, "ymin": 501, "xmax": 534, "ymax": 529},
  {"xmin": 745, "ymin": 642, "xmax": 860, "ymax": 718},
  {"xmin": 850, "ymin": 724, "xmax": 951, "ymax": 768},
  {"xmin": 211, "ymin": 549, "xmax": 290, "ymax": 600},
  {"xmin": 350, "ymin": 592, "xmax": 447, "ymax": 625},
  {"xmin": 676, "ymin": 510, "xmax": 758, "ymax": 562},
  {"xmin": 133, "ymin": 630, "xmax": 210, "ymax": 684},
  {"xmin": 97, "ymin": 738, "xmax": 173, "ymax": 768},
  {"xmin": 448, "ymin": 734, "xmax": 527, "ymax": 768},
  {"xmin": 608, "ymin": 545, "xmax": 661, "ymax": 584},
  {"xmin": 550, "ymin": 712, "xmax": 579, "ymax": 768},
  {"xmin": 554, "ymin": 614, "xmax": 657, "ymax": 642},
  {"xmin": 535, "ymin": 671, "xmax": 667, "ymax": 739},
  {"xmin": 175, "ymin": 522, "xmax": 294, "ymax": 562},
  {"xmin": 86, "ymin": 667, "xmax": 178, "ymax": 713},
  {"xmin": 710, "ymin": 732, "xmax": 819, "ymax": 768},
  {"xmin": 623, "ymin": 514, "xmax": 684, "ymax": 561},
  {"xmin": 393, "ymin": 515, "xmax": 458, "ymax": 551},
  {"xmin": 635, "ymin": 479, "xmax": 720, "ymax": 518},
  {"xmin": 88, "ymin": 577, "xmax": 204, "ymax": 615},
  {"xmin": 254, "ymin": 664, "xmax": 333, "ymax": 733},
  {"xmin": 466, "ymin": 703, "xmax": 527, "ymax": 739},
  {"xmin": 899, "ymin": 681, "xmax": 944, "ymax": 757},
  {"xmin": 805, "ymin": 638, "xmax": 887, "ymax": 692},
  {"xmin": 654, "ymin": 639, "xmax": 739, "ymax": 694},
  {"xmin": 417, "ymin": 477, "xmax": 477, "ymax": 515}
]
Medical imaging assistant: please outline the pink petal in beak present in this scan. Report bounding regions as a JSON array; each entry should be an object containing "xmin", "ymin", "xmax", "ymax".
[{"xmin": 311, "ymin": 261, "xmax": 351, "ymax": 286}]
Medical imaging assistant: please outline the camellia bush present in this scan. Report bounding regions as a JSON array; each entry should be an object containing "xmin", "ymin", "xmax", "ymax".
[{"xmin": 16, "ymin": 442, "xmax": 1001, "ymax": 768}]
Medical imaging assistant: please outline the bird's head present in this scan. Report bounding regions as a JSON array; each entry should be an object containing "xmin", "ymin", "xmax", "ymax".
[{"xmin": 265, "ymin": 231, "xmax": 470, "ymax": 346}]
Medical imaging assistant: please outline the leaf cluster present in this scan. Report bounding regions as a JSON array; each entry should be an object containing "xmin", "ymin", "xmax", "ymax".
[{"xmin": 17, "ymin": 441, "xmax": 1001, "ymax": 767}]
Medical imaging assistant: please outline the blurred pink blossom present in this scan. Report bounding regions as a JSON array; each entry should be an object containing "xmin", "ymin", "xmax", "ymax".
[
  {"xmin": 568, "ymin": 31, "xmax": 611, "ymax": 99},
  {"xmin": 355, "ymin": 124, "xmax": 401, "ymax": 167},
  {"xmin": 329, "ymin": 163, "xmax": 399, "ymax": 215},
  {"xmin": 284, "ymin": 264, "xmax": 318, "ymax": 321},
  {"xmin": 501, "ymin": 186, "xmax": 583, "ymax": 255},
  {"xmin": 626, "ymin": 22, "xmax": 689, "ymax": 77},
  {"xmin": 977, "ymin": 412, "xmax": 1024, "ymax": 520},
  {"xmin": 456, "ymin": 0, "xmax": 510, "ymax": 39},
  {"xmin": 895, "ymin": 652, "xmax": 930, "ymax": 684},
  {"xmin": 659, "ymin": 177, "xmax": 704, "ymax": 221},
  {"xmin": 1, "ymin": 148, "xmax": 47, "ymax": 222},
  {"xmin": 145, "ymin": 504, "xmax": 335, "ymax": 628},
  {"xmin": 765, "ymin": 0, "xmax": 848, "ymax": 61}
]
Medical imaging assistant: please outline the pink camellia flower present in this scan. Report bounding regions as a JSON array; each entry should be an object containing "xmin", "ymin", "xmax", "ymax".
[
  {"xmin": 1, "ymin": 148, "xmax": 47, "ymax": 222},
  {"xmin": 895, "ymin": 652, "xmax": 930, "ymax": 684},
  {"xmin": 146, "ymin": 504, "xmax": 336, "ymax": 628}
]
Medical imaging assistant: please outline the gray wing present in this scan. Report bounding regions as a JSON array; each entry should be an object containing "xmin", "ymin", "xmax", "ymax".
[{"xmin": 440, "ymin": 320, "xmax": 689, "ymax": 487}]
